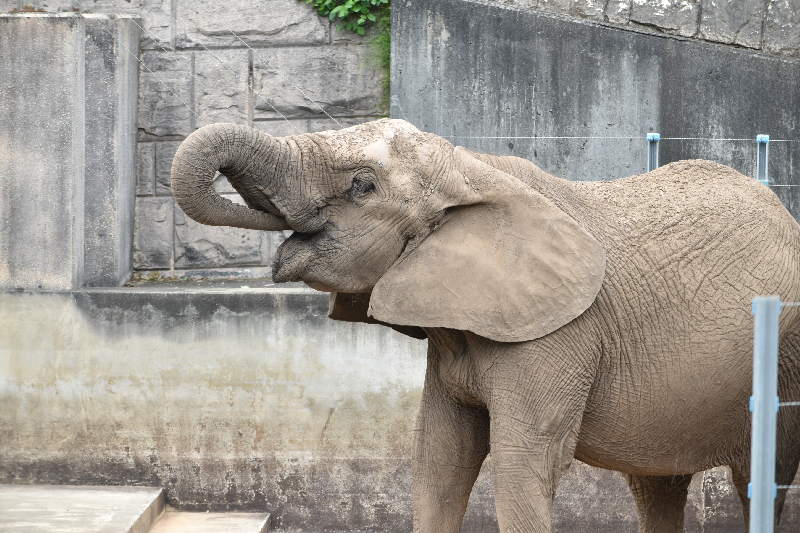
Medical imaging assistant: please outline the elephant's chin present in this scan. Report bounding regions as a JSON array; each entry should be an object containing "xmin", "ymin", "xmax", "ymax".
[
  {"xmin": 271, "ymin": 238, "xmax": 309, "ymax": 284},
  {"xmin": 272, "ymin": 234, "xmax": 335, "ymax": 291},
  {"xmin": 302, "ymin": 280, "xmax": 339, "ymax": 292}
]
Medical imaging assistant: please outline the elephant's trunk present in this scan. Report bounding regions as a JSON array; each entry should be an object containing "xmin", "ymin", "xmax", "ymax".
[{"xmin": 171, "ymin": 123, "xmax": 293, "ymax": 231}]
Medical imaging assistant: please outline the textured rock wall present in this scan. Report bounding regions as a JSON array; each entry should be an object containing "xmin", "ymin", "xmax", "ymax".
[
  {"xmin": 1, "ymin": 0, "xmax": 384, "ymax": 279},
  {"xmin": 488, "ymin": 0, "xmax": 800, "ymax": 57}
]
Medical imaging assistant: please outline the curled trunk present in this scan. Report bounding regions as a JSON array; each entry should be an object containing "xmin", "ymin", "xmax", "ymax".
[{"xmin": 170, "ymin": 123, "xmax": 292, "ymax": 231}]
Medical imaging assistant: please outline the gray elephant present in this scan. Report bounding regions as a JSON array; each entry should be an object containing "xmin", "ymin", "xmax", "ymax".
[{"xmin": 170, "ymin": 119, "xmax": 800, "ymax": 533}]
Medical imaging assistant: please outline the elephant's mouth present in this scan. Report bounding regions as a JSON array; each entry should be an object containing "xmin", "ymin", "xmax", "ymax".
[
  {"xmin": 271, "ymin": 232, "xmax": 319, "ymax": 285},
  {"xmin": 271, "ymin": 229, "xmax": 375, "ymax": 293}
]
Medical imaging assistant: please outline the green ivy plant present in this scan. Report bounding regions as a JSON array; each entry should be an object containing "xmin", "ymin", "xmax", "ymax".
[
  {"xmin": 303, "ymin": 0, "xmax": 391, "ymax": 113},
  {"xmin": 305, "ymin": 0, "xmax": 390, "ymax": 35},
  {"xmin": 369, "ymin": 4, "xmax": 391, "ymax": 112}
]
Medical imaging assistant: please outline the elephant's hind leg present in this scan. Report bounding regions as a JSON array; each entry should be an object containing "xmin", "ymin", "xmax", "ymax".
[{"xmin": 624, "ymin": 473, "xmax": 693, "ymax": 533}]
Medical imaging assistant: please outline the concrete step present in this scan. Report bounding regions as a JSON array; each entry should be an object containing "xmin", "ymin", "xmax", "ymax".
[
  {"xmin": 0, "ymin": 484, "xmax": 164, "ymax": 533},
  {"xmin": 148, "ymin": 507, "xmax": 270, "ymax": 533}
]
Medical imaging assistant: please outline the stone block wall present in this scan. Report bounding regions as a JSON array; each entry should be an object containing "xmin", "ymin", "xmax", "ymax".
[
  {"xmin": 489, "ymin": 0, "xmax": 800, "ymax": 57},
  {"xmin": 1, "ymin": 0, "xmax": 384, "ymax": 279}
]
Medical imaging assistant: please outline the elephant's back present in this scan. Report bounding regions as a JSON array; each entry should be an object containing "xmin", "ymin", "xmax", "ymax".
[
  {"xmin": 567, "ymin": 160, "xmax": 800, "ymax": 475},
  {"xmin": 582, "ymin": 159, "xmax": 800, "ymax": 298},
  {"xmin": 585, "ymin": 159, "xmax": 793, "ymax": 240}
]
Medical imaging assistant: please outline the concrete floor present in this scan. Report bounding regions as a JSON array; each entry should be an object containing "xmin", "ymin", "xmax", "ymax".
[
  {"xmin": 0, "ymin": 485, "xmax": 272, "ymax": 533},
  {"xmin": 149, "ymin": 507, "xmax": 269, "ymax": 533},
  {"xmin": 0, "ymin": 485, "xmax": 163, "ymax": 533}
]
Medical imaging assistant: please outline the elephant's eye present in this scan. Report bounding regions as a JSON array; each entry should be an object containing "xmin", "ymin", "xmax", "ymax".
[{"xmin": 350, "ymin": 175, "xmax": 376, "ymax": 200}]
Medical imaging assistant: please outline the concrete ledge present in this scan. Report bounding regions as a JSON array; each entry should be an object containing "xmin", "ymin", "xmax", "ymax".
[
  {"xmin": 149, "ymin": 507, "xmax": 269, "ymax": 533},
  {"xmin": 0, "ymin": 485, "xmax": 164, "ymax": 533}
]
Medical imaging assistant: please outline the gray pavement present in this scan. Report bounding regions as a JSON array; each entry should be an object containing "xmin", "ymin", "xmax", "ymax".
[
  {"xmin": 149, "ymin": 508, "xmax": 269, "ymax": 533},
  {"xmin": 0, "ymin": 485, "xmax": 163, "ymax": 533}
]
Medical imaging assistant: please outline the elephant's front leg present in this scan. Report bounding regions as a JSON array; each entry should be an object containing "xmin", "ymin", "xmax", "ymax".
[
  {"xmin": 487, "ymin": 357, "xmax": 590, "ymax": 533},
  {"xmin": 489, "ymin": 405, "xmax": 582, "ymax": 533},
  {"xmin": 412, "ymin": 364, "xmax": 490, "ymax": 533}
]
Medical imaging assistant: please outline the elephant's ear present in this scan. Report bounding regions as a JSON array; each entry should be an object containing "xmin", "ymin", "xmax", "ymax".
[
  {"xmin": 328, "ymin": 292, "xmax": 427, "ymax": 340},
  {"xmin": 368, "ymin": 159, "xmax": 605, "ymax": 343}
]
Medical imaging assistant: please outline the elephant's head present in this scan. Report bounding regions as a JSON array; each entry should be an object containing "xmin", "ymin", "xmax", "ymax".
[{"xmin": 171, "ymin": 119, "xmax": 605, "ymax": 342}]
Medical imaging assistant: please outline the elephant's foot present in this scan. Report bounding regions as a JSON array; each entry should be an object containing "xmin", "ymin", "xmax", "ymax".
[
  {"xmin": 624, "ymin": 473, "xmax": 692, "ymax": 533},
  {"xmin": 730, "ymin": 464, "xmax": 750, "ymax": 533}
]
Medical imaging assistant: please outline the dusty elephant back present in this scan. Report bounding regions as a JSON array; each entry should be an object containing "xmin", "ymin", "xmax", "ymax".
[{"xmin": 560, "ymin": 160, "xmax": 800, "ymax": 475}]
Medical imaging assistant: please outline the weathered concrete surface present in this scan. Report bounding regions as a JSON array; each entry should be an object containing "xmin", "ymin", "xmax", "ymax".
[
  {"xmin": 485, "ymin": 0, "xmax": 800, "ymax": 57},
  {"xmin": 133, "ymin": 197, "xmax": 174, "ymax": 269},
  {"xmin": 83, "ymin": 14, "xmax": 140, "ymax": 287},
  {"xmin": 137, "ymin": 52, "xmax": 194, "ymax": 138},
  {"xmin": 0, "ymin": 13, "xmax": 139, "ymax": 289},
  {"xmin": 176, "ymin": 0, "xmax": 328, "ymax": 49},
  {"xmin": 2, "ymin": 287, "xmax": 798, "ymax": 532},
  {"xmin": 0, "ymin": 13, "xmax": 85, "ymax": 290},
  {"xmin": 392, "ymin": 0, "xmax": 800, "ymax": 220},
  {"xmin": 0, "ymin": 485, "xmax": 164, "ymax": 533},
  {"xmin": 149, "ymin": 508, "xmax": 269, "ymax": 533}
]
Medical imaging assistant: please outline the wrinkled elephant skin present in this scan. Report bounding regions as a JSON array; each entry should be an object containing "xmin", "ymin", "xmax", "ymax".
[{"xmin": 171, "ymin": 119, "xmax": 800, "ymax": 533}]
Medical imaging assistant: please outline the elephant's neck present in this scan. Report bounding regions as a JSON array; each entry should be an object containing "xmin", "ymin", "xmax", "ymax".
[{"xmin": 465, "ymin": 150, "xmax": 594, "ymax": 227}]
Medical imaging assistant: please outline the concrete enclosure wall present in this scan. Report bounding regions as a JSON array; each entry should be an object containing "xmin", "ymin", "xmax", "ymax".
[
  {"xmin": 0, "ymin": 0, "xmax": 386, "ymax": 279},
  {"xmin": 6, "ymin": 0, "xmax": 797, "ymax": 278},
  {"xmin": 0, "ymin": 13, "xmax": 139, "ymax": 290},
  {"xmin": 3, "ymin": 288, "xmax": 798, "ymax": 532},
  {"xmin": 487, "ymin": 0, "xmax": 800, "ymax": 57},
  {"xmin": 392, "ymin": 0, "xmax": 800, "ymax": 219}
]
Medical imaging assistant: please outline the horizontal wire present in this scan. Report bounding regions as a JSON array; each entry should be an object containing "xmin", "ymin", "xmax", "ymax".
[
  {"xmin": 778, "ymin": 485, "xmax": 800, "ymax": 489},
  {"xmin": 445, "ymin": 135, "xmax": 638, "ymax": 139},
  {"xmin": 661, "ymin": 137, "xmax": 751, "ymax": 141},
  {"xmin": 781, "ymin": 302, "xmax": 800, "ymax": 306},
  {"xmin": 779, "ymin": 401, "xmax": 800, "ymax": 407},
  {"xmin": 445, "ymin": 135, "xmax": 798, "ymax": 142}
]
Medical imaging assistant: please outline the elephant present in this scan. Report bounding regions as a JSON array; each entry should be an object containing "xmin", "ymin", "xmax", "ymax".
[{"xmin": 170, "ymin": 119, "xmax": 800, "ymax": 533}]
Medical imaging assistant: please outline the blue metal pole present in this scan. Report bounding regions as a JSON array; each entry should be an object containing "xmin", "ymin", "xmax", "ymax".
[
  {"xmin": 647, "ymin": 133, "xmax": 660, "ymax": 172},
  {"xmin": 751, "ymin": 296, "xmax": 780, "ymax": 533},
  {"xmin": 757, "ymin": 135, "xmax": 769, "ymax": 186}
]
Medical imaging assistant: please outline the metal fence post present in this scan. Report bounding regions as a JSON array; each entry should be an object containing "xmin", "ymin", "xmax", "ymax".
[
  {"xmin": 757, "ymin": 135, "xmax": 769, "ymax": 186},
  {"xmin": 751, "ymin": 296, "xmax": 781, "ymax": 533},
  {"xmin": 647, "ymin": 133, "xmax": 660, "ymax": 172}
]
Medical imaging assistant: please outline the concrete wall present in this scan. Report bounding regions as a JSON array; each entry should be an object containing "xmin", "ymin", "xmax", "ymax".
[
  {"xmin": 1, "ymin": 0, "xmax": 386, "ymax": 279},
  {"xmin": 0, "ymin": 13, "xmax": 139, "ymax": 290},
  {"xmin": 392, "ymin": 0, "xmax": 800, "ymax": 219},
  {"xmin": 3, "ymin": 288, "xmax": 798, "ymax": 532},
  {"xmin": 0, "ymin": 0, "xmax": 385, "ymax": 279},
  {"xmin": 488, "ymin": 0, "xmax": 800, "ymax": 58}
]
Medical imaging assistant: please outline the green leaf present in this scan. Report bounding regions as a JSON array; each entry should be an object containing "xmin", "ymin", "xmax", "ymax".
[{"xmin": 300, "ymin": 0, "xmax": 387, "ymax": 36}]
